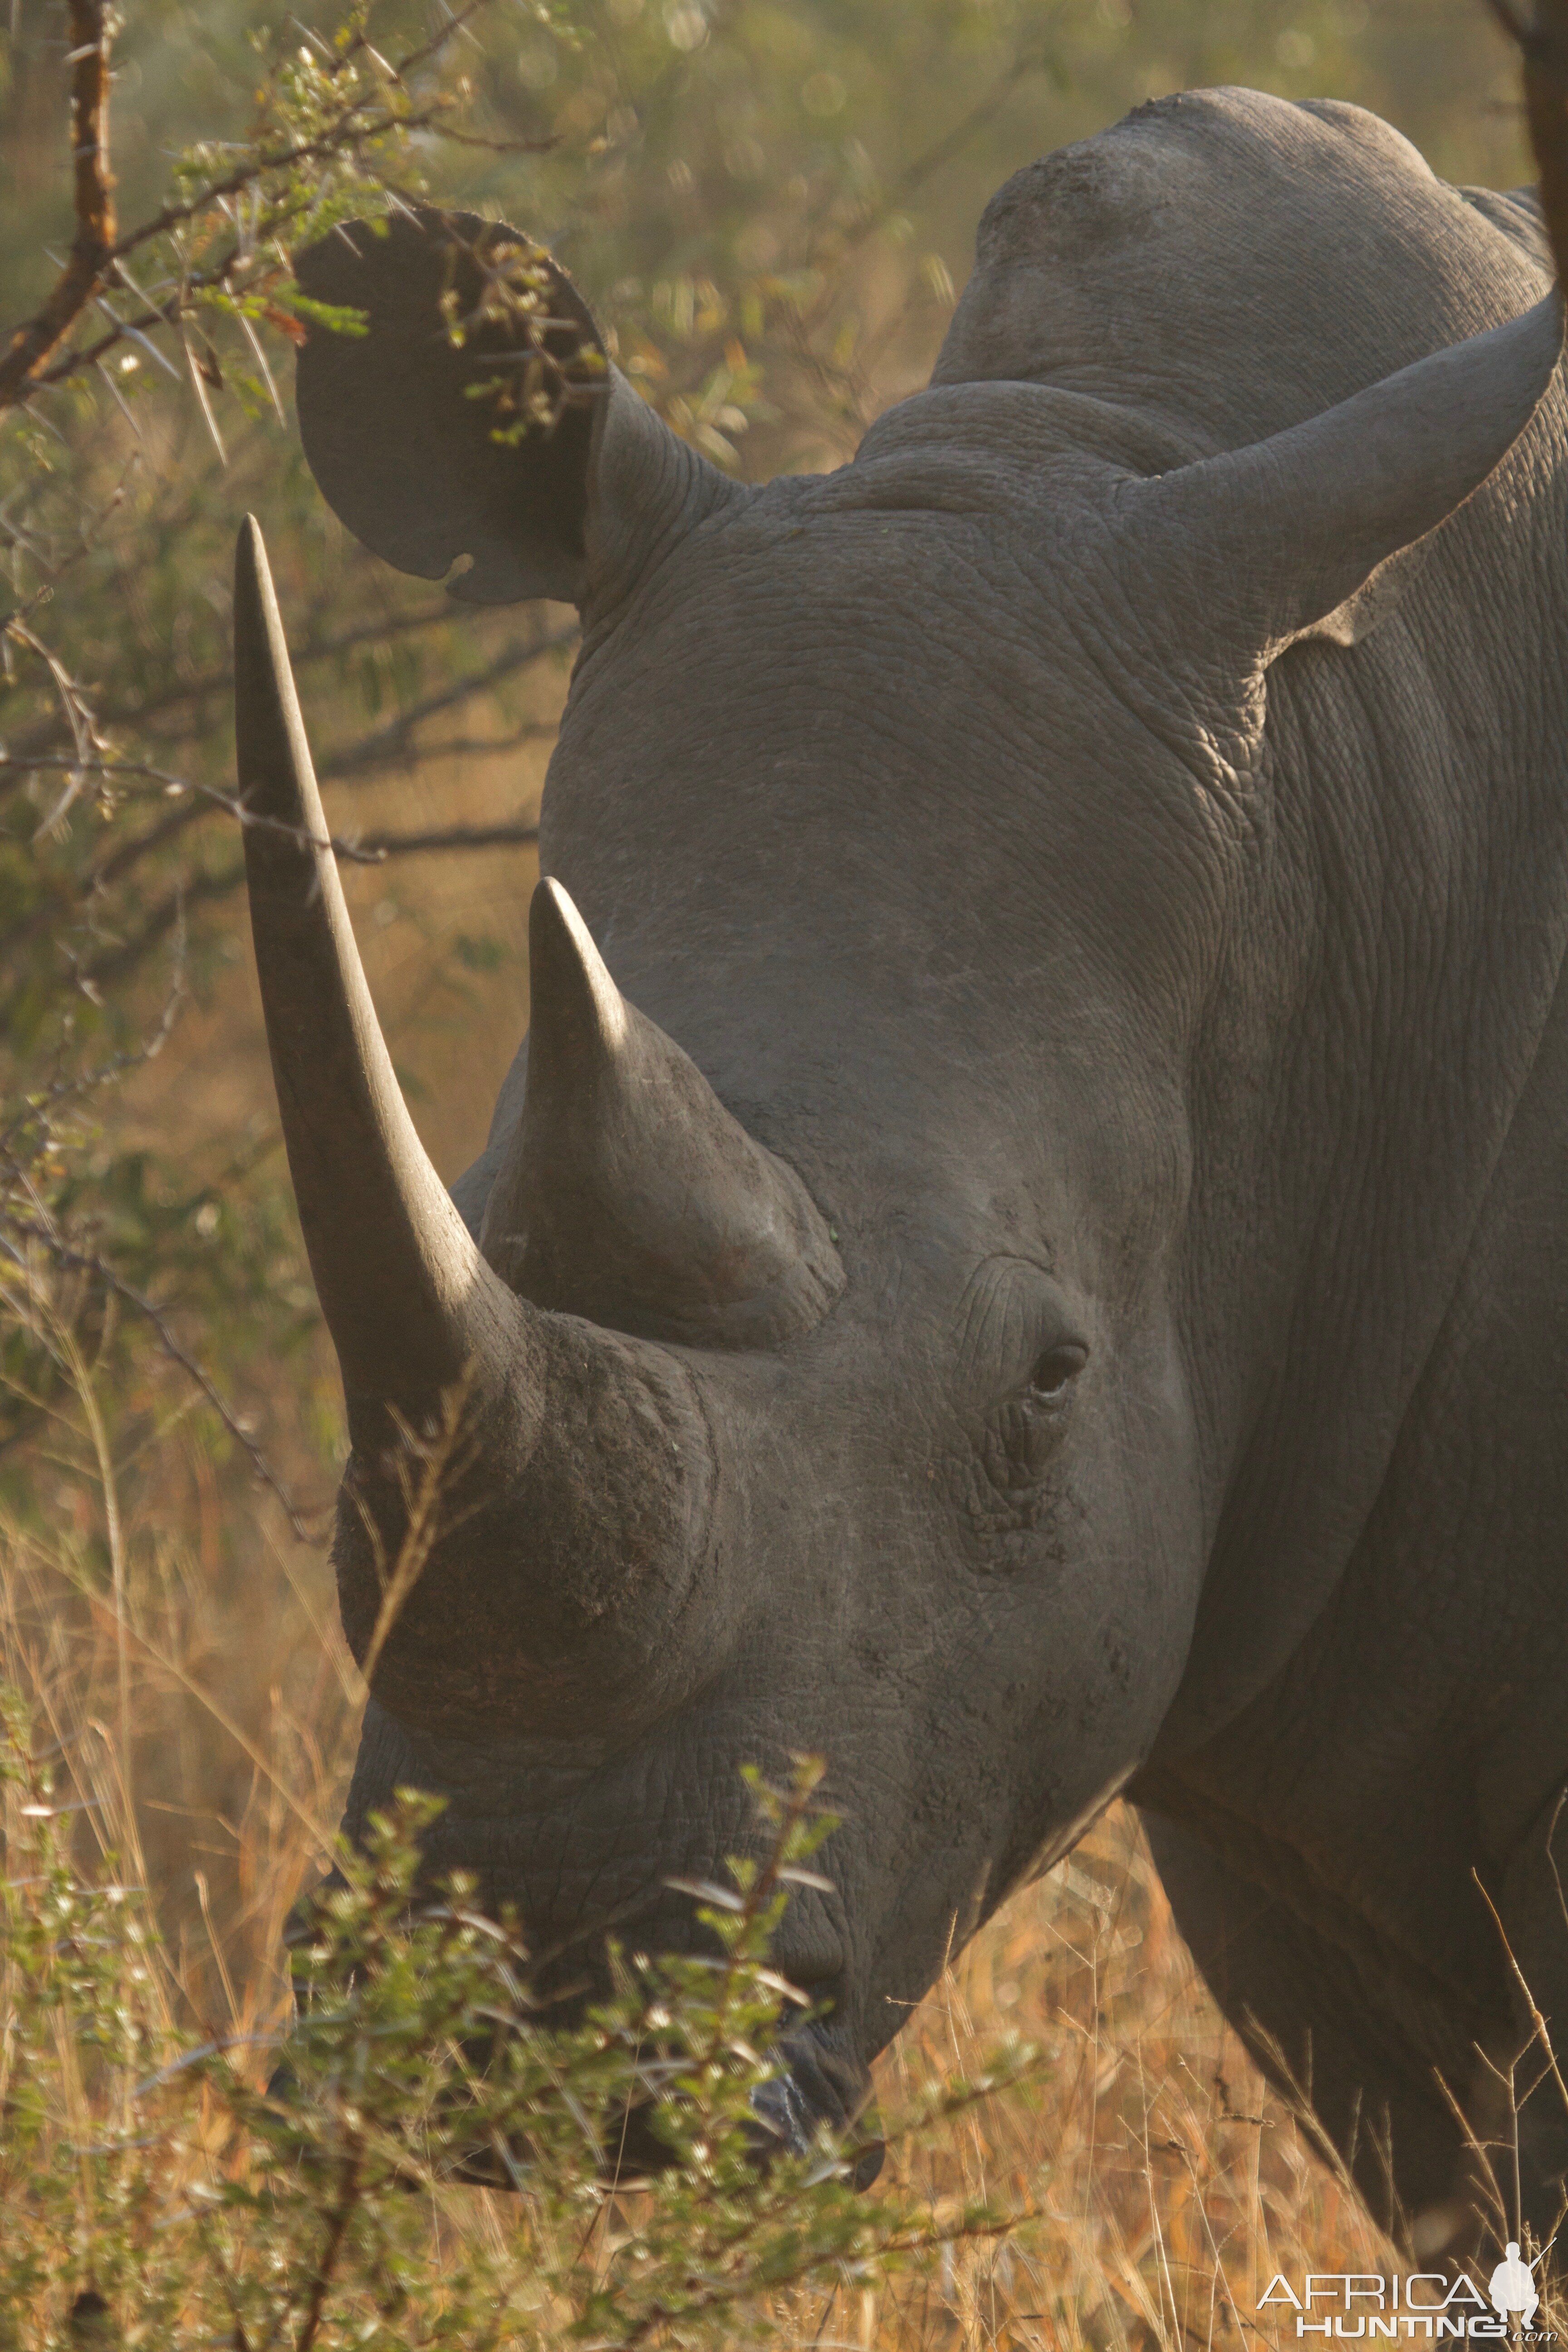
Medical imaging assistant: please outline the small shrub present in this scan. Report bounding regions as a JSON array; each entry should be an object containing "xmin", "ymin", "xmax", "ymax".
[{"xmin": 0, "ymin": 1720, "xmax": 1039, "ymax": 2348}]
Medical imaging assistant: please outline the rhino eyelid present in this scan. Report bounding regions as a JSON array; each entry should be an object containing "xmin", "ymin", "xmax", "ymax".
[{"xmin": 1025, "ymin": 1342, "xmax": 1089, "ymax": 1401}]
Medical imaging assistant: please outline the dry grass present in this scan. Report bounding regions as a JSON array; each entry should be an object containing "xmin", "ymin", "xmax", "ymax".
[
  {"xmin": 0, "ymin": 1382, "xmax": 1396, "ymax": 2347},
  {"xmin": 864, "ymin": 1813, "xmax": 1393, "ymax": 2350}
]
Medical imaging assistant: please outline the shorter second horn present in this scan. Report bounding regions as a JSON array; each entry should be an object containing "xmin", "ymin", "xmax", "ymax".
[{"xmin": 479, "ymin": 880, "xmax": 845, "ymax": 1348}]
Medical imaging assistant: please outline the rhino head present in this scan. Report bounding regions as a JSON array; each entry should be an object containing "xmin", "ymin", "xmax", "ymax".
[{"xmin": 241, "ymin": 152, "xmax": 1559, "ymax": 2166}]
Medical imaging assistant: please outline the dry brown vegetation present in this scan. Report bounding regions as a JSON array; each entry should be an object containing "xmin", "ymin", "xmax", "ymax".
[{"xmin": 0, "ymin": 1377, "xmax": 1401, "ymax": 2343}]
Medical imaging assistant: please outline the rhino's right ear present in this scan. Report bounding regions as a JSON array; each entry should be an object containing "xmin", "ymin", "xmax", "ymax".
[
  {"xmin": 1125, "ymin": 294, "xmax": 1563, "ymax": 671},
  {"xmin": 294, "ymin": 209, "xmax": 737, "ymax": 608}
]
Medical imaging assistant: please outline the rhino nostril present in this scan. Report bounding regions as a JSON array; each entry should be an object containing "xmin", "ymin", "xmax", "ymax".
[{"xmin": 774, "ymin": 1950, "xmax": 845, "ymax": 2009}]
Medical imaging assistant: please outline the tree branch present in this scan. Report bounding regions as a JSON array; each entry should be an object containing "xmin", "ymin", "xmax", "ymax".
[
  {"xmin": 0, "ymin": 2, "xmax": 515, "ymax": 414},
  {"xmin": 0, "ymin": 603, "xmax": 571, "ymax": 963},
  {"xmin": 348, "ymin": 820, "xmax": 539, "ymax": 859},
  {"xmin": 1, "ymin": 598, "xmax": 495, "ymax": 770},
  {"xmin": 69, "ymin": 817, "xmax": 541, "ymax": 1002},
  {"xmin": 314, "ymin": 626, "xmax": 578, "ymax": 780},
  {"xmin": 0, "ymin": 766, "xmax": 536, "ymax": 973},
  {"xmin": 1487, "ymin": 0, "xmax": 1568, "ymax": 287},
  {"xmin": 77, "ymin": 864, "xmax": 248, "ymax": 995},
  {"xmin": 0, "ymin": 0, "xmax": 117, "ymax": 409},
  {"xmin": 0, "ymin": 1214, "xmax": 316, "ymax": 1541}
]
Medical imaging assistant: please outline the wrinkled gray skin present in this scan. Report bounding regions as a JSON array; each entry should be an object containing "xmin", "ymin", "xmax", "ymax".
[{"xmin": 241, "ymin": 88, "xmax": 1568, "ymax": 2247}]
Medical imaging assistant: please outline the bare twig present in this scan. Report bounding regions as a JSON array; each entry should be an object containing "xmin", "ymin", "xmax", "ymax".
[
  {"xmin": 355, "ymin": 1372, "xmax": 479, "ymax": 1693},
  {"xmin": 311, "ymin": 626, "xmax": 578, "ymax": 779},
  {"xmin": 2, "ymin": 759, "xmax": 512, "ymax": 868},
  {"xmin": 348, "ymin": 820, "xmax": 539, "ymax": 859},
  {"xmin": 0, "ymin": 1215, "xmax": 315, "ymax": 1541},
  {"xmin": 74, "ymin": 863, "xmax": 248, "ymax": 995},
  {"xmin": 1, "ymin": 599, "xmax": 497, "ymax": 769},
  {"xmin": 1474, "ymin": 1869, "xmax": 1568, "ymax": 2119},
  {"xmin": 0, "ymin": 758, "xmax": 542, "ymax": 985},
  {"xmin": 63, "ymin": 808, "xmax": 541, "ymax": 1002},
  {"xmin": 0, "ymin": 772, "xmax": 388, "ymax": 975},
  {"xmin": 0, "ymin": 617, "xmax": 105, "ymax": 832}
]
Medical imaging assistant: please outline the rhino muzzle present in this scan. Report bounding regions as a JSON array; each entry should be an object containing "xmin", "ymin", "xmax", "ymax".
[{"xmin": 234, "ymin": 519, "xmax": 840, "ymax": 1735}]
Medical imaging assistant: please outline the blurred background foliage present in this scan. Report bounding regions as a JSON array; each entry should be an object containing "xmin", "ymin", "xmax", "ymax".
[
  {"xmin": 0, "ymin": 0, "xmax": 1531, "ymax": 1508},
  {"xmin": 0, "ymin": 2, "xmax": 1540, "ymax": 2318}
]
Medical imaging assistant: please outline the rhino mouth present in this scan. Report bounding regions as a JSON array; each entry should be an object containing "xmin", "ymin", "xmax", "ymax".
[
  {"xmin": 583, "ymin": 2026, "xmax": 882, "ymax": 2192},
  {"xmin": 750, "ymin": 2031, "xmax": 885, "ymax": 2189},
  {"xmin": 440, "ymin": 2024, "xmax": 882, "ymax": 2193}
]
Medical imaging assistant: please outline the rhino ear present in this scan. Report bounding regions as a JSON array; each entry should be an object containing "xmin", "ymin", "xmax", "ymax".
[
  {"xmin": 294, "ymin": 210, "xmax": 734, "ymax": 608},
  {"xmin": 1127, "ymin": 294, "xmax": 1563, "ymax": 669}
]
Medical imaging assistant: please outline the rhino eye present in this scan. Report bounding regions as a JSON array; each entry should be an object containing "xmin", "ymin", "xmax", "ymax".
[
  {"xmin": 1026, "ymin": 1343, "xmax": 1088, "ymax": 1404},
  {"xmin": 963, "ymin": 1339, "xmax": 1087, "ymax": 1544}
]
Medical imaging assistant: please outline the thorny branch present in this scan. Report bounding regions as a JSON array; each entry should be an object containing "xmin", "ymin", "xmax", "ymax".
[
  {"xmin": 0, "ymin": 972, "xmax": 322, "ymax": 1532},
  {"xmin": 0, "ymin": 612, "xmax": 564, "ymax": 983},
  {"xmin": 0, "ymin": 0, "xmax": 118, "ymax": 408},
  {"xmin": 0, "ymin": 599, "xmax": 476, "ymax": 767},
  {"xmin": 0, "ymin": 601, "xmax": 578, "ymax": 811},
  {"xmin": 307, "ymin": 625, "xmax": 578, "ymax": 779},
  {"xmin": 0, "ymin": 1215, "xmax": 317, "ymax": 1540},
  {"xmin": 3, "ymin": 760, "xmax": 536, "ymax": 876},
  {"xmin": 0, "ymin": 0, "xmax": 526, "ymax": 414},
  {"xmin": 0, "ymin": 0, "xmax": 558, "ymax": 1538}
]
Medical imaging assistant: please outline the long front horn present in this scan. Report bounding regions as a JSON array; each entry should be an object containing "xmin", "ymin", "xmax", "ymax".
[
  {"xmin": 235, "ymin": 518, "xmax": 716, "ymax": 1736},
  {"xmin": 236, "ymin": 514, "xmax": 528, "ymax": 1418}
]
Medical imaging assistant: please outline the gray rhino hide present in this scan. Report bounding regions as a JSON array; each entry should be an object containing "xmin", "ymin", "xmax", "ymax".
[{"xmin": 240, "ymin": 88, "xmax": 1568, "ymax": 2245}]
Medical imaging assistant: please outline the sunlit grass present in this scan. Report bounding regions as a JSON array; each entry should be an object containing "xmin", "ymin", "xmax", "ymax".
[{"xmin": 0, "ymin": 1372, "xmax": 1397, "ymax": 2346}]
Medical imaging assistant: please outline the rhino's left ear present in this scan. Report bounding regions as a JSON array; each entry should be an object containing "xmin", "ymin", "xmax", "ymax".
[
  {"xmin": 294, "ymin": 209, "xmax": 738, "ymax": 607},
  {"xmin": 1127, "ymin": 294, "xmax": 1563, "ymax": 668}
]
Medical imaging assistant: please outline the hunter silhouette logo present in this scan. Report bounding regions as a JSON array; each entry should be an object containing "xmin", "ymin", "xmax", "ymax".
[
  {"xmin": 1490, "ymin": 2248, "xmax": 1542, "ymax": 2328},
  {"xmin": 1258, "ymin": 2265, "xmax": 1556, "ymax": 2341}
]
